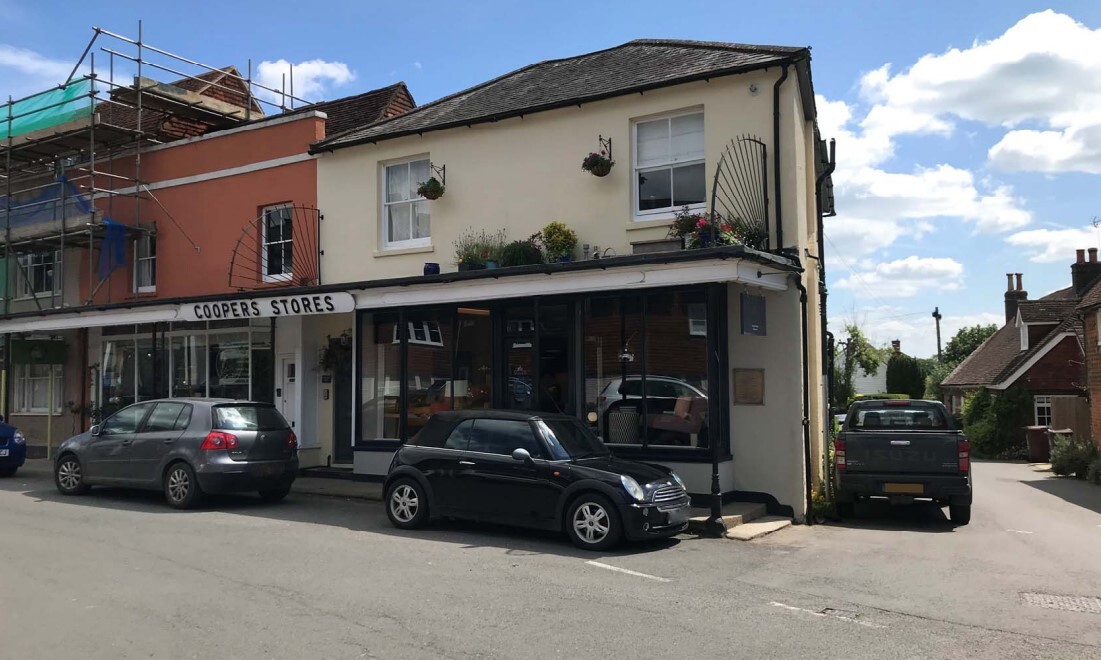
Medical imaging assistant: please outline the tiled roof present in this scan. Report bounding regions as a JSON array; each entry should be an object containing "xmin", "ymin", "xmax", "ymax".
[
  {"xmin": 1077, "ymin": 278, "xmax": 1101, "ymax": 312},
  {"xmin": 312, "ymin": 39, "xmax": 808, "ymax": 151},
  {"xmin": 304, "ymin": 83, "xmax": 415, "ymax": 139},
  {"xmin": 1041, "ymin": 285, "xmax": 1075, "ymax": 301},
  {"xmin": 941, "ymin": 324, "xmax": 1021, "ymax": 387},
  {"xmin": 1018, "ymin": 300, "xmax": 1077, "ymax": 323}
]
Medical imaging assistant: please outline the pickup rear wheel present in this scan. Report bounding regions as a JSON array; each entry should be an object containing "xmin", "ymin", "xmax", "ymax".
[
  {"xmin": 949, "ymin": 504, "xmax": 971, "ymax": 526},
  {"xmin": 836, "ymin": 502, "xmax": 855, "ymax": 519}
]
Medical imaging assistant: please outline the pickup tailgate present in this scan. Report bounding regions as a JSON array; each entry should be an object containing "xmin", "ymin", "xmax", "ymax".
[{"xmin": 844, "ymin": 430, "xmax": 962, "ymax": 474}]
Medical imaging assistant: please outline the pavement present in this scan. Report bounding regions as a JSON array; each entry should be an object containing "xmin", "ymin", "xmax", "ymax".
[{"xmin": 2, "ymin": 459, "xmax": 1100, "ymax": 659}]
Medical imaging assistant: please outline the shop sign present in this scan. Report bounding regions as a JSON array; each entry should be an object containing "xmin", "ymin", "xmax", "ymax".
[{"xmin": 178, "ymin": 292, "xmax": 355, "ymax": 322}]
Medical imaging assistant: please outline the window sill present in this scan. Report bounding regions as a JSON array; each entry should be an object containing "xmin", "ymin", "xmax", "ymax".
[
  {"xmin": 10, "ymin": 411, "xmax": 65, "ymax": 417},
  {"xmin": 374, "ymin": 245, "xmax": 435, "ymax": 258},
  {"xmin": 627, "ymin": 216, "xmax": 676, "ymax": 231}
]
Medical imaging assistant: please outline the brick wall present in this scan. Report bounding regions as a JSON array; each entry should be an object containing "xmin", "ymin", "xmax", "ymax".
[
  {"xmin": 1085, "ymin": 313, "xmax": 1101, "ymax": 446},
  {"xmin": 1019, "ymin": 335, "xmax": 1085, "ymax": 395}
]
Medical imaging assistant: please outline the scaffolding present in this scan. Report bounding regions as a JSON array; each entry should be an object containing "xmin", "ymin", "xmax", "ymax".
[{"xmin": 0, "ymin": 21, "xmax": 311, "ymax": 313}]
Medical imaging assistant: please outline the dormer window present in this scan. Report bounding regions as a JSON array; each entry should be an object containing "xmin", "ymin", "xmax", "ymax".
[{"xmin": 1020, "ymin": 323, "xmax": 1028, "ymax": 351}]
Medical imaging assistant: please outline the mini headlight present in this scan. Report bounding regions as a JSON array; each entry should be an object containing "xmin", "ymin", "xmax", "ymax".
[
  {"xmin": 13, "ymin": 431, "xmax": 25, "ymax": 445},
  {"xmin": 670, "ymin": 471, "xmax": 686, "ymax": 491},
  {"xmin": 620, "ymin": 475, "xmax": 645, "ymax": 502}
]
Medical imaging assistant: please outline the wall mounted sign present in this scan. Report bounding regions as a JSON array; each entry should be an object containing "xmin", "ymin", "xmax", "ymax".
[
  {"xmin": 732, "ymin": 368, "xmax": 765, "ymax": 405},
  {"xmin": 740, "ymin": 292, "xmax": 766, "ymax": 336},
  {"xmin": 178, "ymin": 292, "xmax": 355, "ymax": 322}
]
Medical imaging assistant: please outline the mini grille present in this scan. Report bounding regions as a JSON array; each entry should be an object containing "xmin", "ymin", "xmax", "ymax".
[{"xmin": 651, "ymin": 484, "xmax": 685, "ymax": 503}]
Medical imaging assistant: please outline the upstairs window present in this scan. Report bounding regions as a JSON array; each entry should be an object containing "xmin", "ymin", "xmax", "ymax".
[
  {"xmin": 134, "ymin": 233, "xmax": 156, "ymax": 293},
  {"xmin": 634, "ymin": 111, "xmax": 705, "ymax": 218},
  {"xmin": 262, "ymin": 204, "xmax": 293, "ymax": 282},
  {"xmin": 17, "ymin": 251, "xmax": 59, "ymax": 298},
  {"xmin": 383, "ymin": 158, "xmax": 431, "ymax": 249}
]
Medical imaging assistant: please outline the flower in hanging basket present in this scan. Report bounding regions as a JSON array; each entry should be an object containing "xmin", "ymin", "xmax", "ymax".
[
  {"xmin": 581, "ymin": 151, "xmax": 615, "ymax": 177},
  {"xmin": 417, "ymin": 176, "xmax": 445, "ymax": 200}
]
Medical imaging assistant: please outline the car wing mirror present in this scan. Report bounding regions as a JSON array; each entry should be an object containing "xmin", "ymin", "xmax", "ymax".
[
  {"xmin": 511, "ymin": 448, "xmax": 534, "ymax": 465},
  {"xmin": 90, "ymin": 424, "xmax": 101, "ymax": 436}
]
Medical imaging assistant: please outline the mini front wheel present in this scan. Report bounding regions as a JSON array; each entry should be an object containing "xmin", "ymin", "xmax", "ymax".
[
  {"xmin": 566, "ymin": 493, "xmax": 623, "ymax": 551},
  {"xmin": 386, "ymin": 478, "xmax": 429, "ymax": 529}
]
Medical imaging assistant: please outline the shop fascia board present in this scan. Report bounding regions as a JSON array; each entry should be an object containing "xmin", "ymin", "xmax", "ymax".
[
  {"xmin": 350, "ymin": 259, "xmax": 788, "ymax": 309},
  {"xmin": 0, "ymin": 305, "xmax": 178, "ymax": 334}
]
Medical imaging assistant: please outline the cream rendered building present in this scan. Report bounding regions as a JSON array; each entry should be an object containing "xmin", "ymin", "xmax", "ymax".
[{"xmin": 305, "ymin": 40, "xmax": 833, "ymax": 521}]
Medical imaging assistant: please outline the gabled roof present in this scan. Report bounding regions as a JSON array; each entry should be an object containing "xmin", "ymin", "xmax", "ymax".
[
  {"xmin": 303, "ymin": 82, "xmax": 415, "ymax": 139},
  {"xmin": 1018, "ymin": 299, "xmax": 1077, "ymax": 323},
  {"xmin": 1077, "ymin": 278, "xmax": 1101, "ymax": 312},
  {"xmin": 312, "ymin": 39, "xmax": 811, "ymax": 152},
  {"xmin": 942, "ymin": 314, "xmax": 1082, "ymax": 389}
]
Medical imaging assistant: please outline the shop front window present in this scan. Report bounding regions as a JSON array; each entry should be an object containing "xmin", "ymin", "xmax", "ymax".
[
  {"xmin": 171, "ymin": 333, "xmax": 207, "ymax": 397},
  {"xmin": 102, "ymin": 338, "xmax": 137, "ymax": 414},
  {"xmin": 251, "ymin": 321, "xmax": 273, "ymax": 403},
  {"xmin": 360, "ymin": 313, "xmax": 402, "ymax": 440},
  {"xmin": 454, "ymin": 307, "xmax": 492, "ymax": 411},
  {"xmin": 405, "ymin": 309, "xmax": 453, "ymax": 440},
  {"xmin": 209, "ymin": 331, "xmax": 250, "ymax": 400},
  {"xmin": 585, "ymin": 296, "xmax": 644, "ymax": 445}
]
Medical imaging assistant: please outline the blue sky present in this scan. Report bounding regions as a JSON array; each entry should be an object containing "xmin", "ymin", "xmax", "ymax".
[{"xmin": 3, "ymin": 1, "xmax": 1101, "ymax": 357}]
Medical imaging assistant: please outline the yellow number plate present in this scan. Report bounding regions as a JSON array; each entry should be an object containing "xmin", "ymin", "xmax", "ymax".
[{"xmin": 883, "ymin": 483, "xmax": 923, "ymax": 495}]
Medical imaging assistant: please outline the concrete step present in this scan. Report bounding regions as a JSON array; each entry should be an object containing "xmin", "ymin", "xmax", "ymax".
[
  {"xmin": 686, "ymin": 502, "xmax": 767, "ymax": 534},
  {"xmin": 724, "ymin": 516, "xmax": 793, "ymax": 541}
]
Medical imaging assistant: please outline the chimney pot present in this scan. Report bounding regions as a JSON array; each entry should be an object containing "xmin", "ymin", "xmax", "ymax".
[
  {"xmin": 891, "ymin": 339, "xmax": 901, "ymax": 354},
  {"xmin": 1090, "ymin": 248, "xmax": 1097, "ymax": 263},
  {"xmin": 1006, "ymin": 273, "xmax": 1014, "ymax": 291},
  {"xmin": 1077, "ymin": 249, "xmax": 1086, "ymax": 264},
  {"xmin": 1015, "ymin": 273, "xmax": 1023, "ymax": 291}
]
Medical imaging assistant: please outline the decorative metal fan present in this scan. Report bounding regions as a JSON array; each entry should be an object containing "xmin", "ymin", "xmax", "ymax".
[
  {"xmin": 708, "ymin": 135, "xmax": 770, "ymax": 251},
  {"xmin": 228, "ymin": 205, "xmax": 322, "ymax": 290}
]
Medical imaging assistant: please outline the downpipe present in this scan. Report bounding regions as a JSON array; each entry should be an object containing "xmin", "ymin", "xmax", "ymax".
[
  {"xmin": 792, "ymin": 274, "xmax": 813, "ymax": 524},
  {"xmin": 815, "ymin": 139, "xmax": 837, "ymax": 502},
  {"xmin": 772, "ymin": 63, "xmax": 790, "ymax": 252}
]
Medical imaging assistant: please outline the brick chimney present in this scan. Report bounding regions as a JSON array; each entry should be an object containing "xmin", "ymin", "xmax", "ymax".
[
  {"xmin": 1004, "ymin": 272, "xmax": 1027, "ymax": 323},
  {"xmin": 1072, "ymin": 247, "xmax": 1101, "ymax": 296},
  {"xmin": 891, "ymin": 339, "xmax": 901, "ymax": 354}
]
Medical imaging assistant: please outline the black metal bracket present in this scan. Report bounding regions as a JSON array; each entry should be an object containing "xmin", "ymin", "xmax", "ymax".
[
  {"xmin": 430, "ymin": 162, "xmax": 446, "ymax": 186},
  {"xmin": 598, "ymin": 135, "xmax": 612, "ymax": 160}
]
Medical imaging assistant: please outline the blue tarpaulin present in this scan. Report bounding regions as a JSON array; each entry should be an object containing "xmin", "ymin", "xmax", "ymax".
[{"xmin": 98, "ymin": 219, "xmax": 127, "ymax": 281}]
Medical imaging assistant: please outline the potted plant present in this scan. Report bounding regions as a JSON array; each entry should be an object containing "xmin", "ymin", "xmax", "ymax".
[
  {"xmin": 666, "ymin": 205, "xmax": 767, "ymax": 251},
  {"xmin": 582, "ymin": 150, "xmax": 615, "ymax": 177},
  {"xmin": 454, "ymin": 228, "xmax": 507, "ymax": 271},
  {"xmin": 483, "ymin": 229, "xmax": 507, "ymax": 269},
  {"xmin": 499, "ymin": 237, "xmax": 545, "ymax": 267},
  {"xmin": 417, "ymin": 177, "xmax": 445, "ymax": 200},
  {"xmin": 540, "ymin": 221, "xmax": 578, "ymax": 263}
]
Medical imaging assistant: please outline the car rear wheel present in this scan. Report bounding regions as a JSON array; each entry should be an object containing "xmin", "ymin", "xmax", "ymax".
[
  {"xmin": 164, "ymin": 462, "xmax": 203, "ymax": 509},
  {"xmin": 386, "ymin": 478, "xmax": 428, "ymax": 529},
  {"xmin": 258, "ymin": 484, "xmax": 292, "ymax": 503},
  {"xmin": 0, "ymin": 466, "xmax": 17, "ymax": 478},
  {"xmin": 949, "ymin": 504, "xmax": 971, "ymax": 526},
  {"xmin": 566, "ymin": 493, "xmax": 622, "ymax": 551},
  {"xmin": 836, "ymin": 501, "xmax": 855, "ymax": 519},
  {"xmin": 55, "ymin": 454, "xmax": 90, "ymax": 495}
]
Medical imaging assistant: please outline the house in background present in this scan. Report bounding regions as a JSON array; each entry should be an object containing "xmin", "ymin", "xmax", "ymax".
[
  {"xmin": 848, "ymin": 339, "xmax": 907, "ymax": 397},
  {"xmin": 940, "ymin": 255, "xmax": 1096, "ymax": 438}
]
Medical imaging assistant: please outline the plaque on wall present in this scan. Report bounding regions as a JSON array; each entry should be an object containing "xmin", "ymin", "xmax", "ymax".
[
  {"xmin": 732, "ymin": 368, "xmax": 765, "ymax": 405},
  {"xmin": 741, "ymin": 292, "xmax": 766, "ymax": 335}
]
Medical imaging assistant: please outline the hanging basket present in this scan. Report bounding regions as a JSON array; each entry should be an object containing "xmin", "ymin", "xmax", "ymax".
[
  {"xmin": 581, "ymin": 153, "xmax": 614, "ymax": 178},
  {"xmin": 417, "ymin": 177, "xmax": 445, "ymax": 200}
]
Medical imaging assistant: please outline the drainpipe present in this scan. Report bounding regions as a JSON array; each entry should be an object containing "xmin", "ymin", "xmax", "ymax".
[
  {"xmin": 772, "ymin": 64, "xmax": 790, "ymax": 252},
  {"xmin": 793, "ymin": 273, "xmax": 813, "ymax": 524},
  {"xmin": 815, "ymin": 139, "xmax": 836, "ymax": 500}
]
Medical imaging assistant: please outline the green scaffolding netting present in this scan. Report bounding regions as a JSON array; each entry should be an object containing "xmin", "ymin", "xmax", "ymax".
[{"xmin": 2, "ymin": 78, "xmax": 93, "ymax": 140}]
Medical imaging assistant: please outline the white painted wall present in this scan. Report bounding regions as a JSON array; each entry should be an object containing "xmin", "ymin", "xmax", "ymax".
[
  {"xmin": 728, "ymin": 284, "xmax": 807, "ymax": 519},
  {"xmin": 852, "ymin": 359, "xmax": 888, "ymax": 396}
]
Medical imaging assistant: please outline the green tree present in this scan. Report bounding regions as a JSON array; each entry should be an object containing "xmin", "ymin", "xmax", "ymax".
[
  {"xmin": 832, "ymin": 324, "xmax": 882, "ymax": 409},
  {"xmin": 886, "ymin": 353, "xmax": 926, "ymax": 399},
  {"xmin": 922, "ymin": 359, "xmax": 954, "ymax": 400},
  {"xmin": 943, "ymin": 324, "xmax": 997, "ymax": 365}
]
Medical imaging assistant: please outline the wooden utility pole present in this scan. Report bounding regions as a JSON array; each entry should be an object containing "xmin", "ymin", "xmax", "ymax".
[{"xmin": 932, "ymin": 307, "xmax": 943, "ymax": 361}]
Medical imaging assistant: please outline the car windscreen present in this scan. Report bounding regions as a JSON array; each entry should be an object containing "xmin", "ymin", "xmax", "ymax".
[
  {"xmin": 847, "ymin": 402, "xmax": 949, "ymax": 430},
  {"xmin": 213, "ymin": 405, "xmax": 290, "ymax": 431},
  {"xmin": 537, "ymin": 418, "xmax": 610, "ymax": 460}
]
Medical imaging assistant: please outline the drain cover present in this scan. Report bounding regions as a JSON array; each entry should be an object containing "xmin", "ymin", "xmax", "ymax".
[{"xmin": 1021, "ymin": 592, "xmax": 1101, "ymax": 614}]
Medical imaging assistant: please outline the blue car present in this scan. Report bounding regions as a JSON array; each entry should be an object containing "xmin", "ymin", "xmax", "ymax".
[{"xmin": 0, "ymin": 417, "xmax": 27, "ymax": 477}]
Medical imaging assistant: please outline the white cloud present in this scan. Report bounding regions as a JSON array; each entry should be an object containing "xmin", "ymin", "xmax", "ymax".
[
  {"xmin": 1004, "ymin": 226, "xmax": 1101, "ymax": 262},
  {"xmin": 413, "ymin": 61, "xmax": 423, "ymax": 71},
  {"xmin": 0, "ymin": 44, "xmax": 72, "ymax": 81},
  {"xmin": 255, "ymin": 58, "xmax": 355, "ymax": 102},
  {"xmin": 835, "ymin": 256, "xmax": 964, "ymax": 298},
  {"xmin": 864, "ymin": 311, "xmax": 1003, "ymax": 359}
]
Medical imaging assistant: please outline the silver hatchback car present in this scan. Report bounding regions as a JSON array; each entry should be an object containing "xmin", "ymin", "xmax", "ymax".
[{"xmin": 54, "ymin": 398, "xmax": 298, "ymax": 509}]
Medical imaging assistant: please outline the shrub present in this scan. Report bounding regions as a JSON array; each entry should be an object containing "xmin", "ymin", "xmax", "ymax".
[
  {"xmin": 498, "ymin": 239, "xmax": 544, "ymax": 267},
  {"xmin": 962, "ymin": 388, "xmax": 992, "ymax": 428},
  {"xmin": 1087, "ymin": 457, "xmax": 1101, "ymax": 485},
  {"xmin": 845, "ymin": 392, "xmax": 908, "ymax": 409},
  {"xmin": 453, "ymin": 228, "xmax": 506, "ymax": 266},
  {"xmin": 961, "ymin": 387, "xmax": 1029, "ymax": 459},
  {"xmin": 1051, "ymin": 435, "xmax": 1098, "ymax": 478},
  {"xmin": 539, "ymin": 221, "xmax": 578, "ymax": 261},
  {"xmin": 886, "ymin": 353, "xmax": 925, "ymax": 399}
]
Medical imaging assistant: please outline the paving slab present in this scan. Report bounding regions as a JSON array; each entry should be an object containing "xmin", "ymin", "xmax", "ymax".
[{"xmin": 724, "ymin": 516, "xmax": 792, "ymax": 540}]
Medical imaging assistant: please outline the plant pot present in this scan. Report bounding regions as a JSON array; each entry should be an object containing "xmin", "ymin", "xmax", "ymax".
[
  {"xmin": 587, "ymin": 161, "xmax": 613, "ymax": 177},
  {"xmin": 485, "ymin": 260, "xmax": 499, "ymax": 270},
  {"xmin": 423, "ymin": 262, "xmax": 440, "ymax": 276},
  {"xmin": 557, "ymin": 255, "xmax": 573, "ymax": 263},
  {"xmin": 421, "ymin": 188, "xmax": 444, "ymax": 201}
]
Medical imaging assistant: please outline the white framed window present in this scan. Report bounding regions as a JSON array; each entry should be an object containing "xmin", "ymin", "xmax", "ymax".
[
  {"xmin": 134, "ymin": 233, "xmax": 156, "ymax": 293},
  {"xmin": 14, "ymin": 363, "xmax": 63, "ymax": 414},
  {"xmin": 393, "ymin": 321, "xmax": 443, "ymax": 346},
  {"xmin": 633, "ymin": 111, "xmax": 705, "ymax": 218},
  {"xmin": 1096, "ymin": 310, "xmax": 1101, "ymax": 348},
  {"xmin": 17, "ymin": 251, "xmax": 60, "ymax": 298},
  {"xmin": 1034, "ymin": 395, "xmax": 1052, "ymax": 427},
  {"xmin": 382, "ymin": 157, "xmax": 431, "ymax": 249},
  {"xmin": 687, "ymin": 302, "xmax": 707, "ymax": 337},
  {"xmin": 261, "ymin": 204, "xmax": 293, "ymax": 282}
]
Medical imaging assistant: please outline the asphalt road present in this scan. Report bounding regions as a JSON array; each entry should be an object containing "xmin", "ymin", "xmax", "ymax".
[{"xmin": 1, "ymin": 460, "xmax": 1100, "ymax": 659}]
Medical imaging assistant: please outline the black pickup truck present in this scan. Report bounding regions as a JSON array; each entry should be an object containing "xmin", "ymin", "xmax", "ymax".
[{"xmin": 835, "ymin": 399, "xmax": 972, "ymax": 525}]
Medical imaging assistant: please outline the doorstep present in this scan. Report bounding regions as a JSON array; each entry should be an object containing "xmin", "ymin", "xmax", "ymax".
[{"xmin": 686, "ymin": 502, "xmax": 792, "ymax": 540}]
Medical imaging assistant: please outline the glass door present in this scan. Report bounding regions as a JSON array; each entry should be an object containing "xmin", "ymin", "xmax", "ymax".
[{"xmin": 500, "ymin": 301, "xmax": 574, "ymax": 415}]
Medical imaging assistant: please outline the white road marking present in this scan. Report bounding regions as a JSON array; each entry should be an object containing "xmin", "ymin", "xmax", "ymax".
[
  {"xmin": 769, "ymin": 602, "xmax": 885, "ymax": 629},
  {"xmin": 585, "ymin": 560, "xmax": 671, "ymax": 582},
  {"xmin": 1005, "ymin": 529, "xmax": 1034, "ymax": 534}
]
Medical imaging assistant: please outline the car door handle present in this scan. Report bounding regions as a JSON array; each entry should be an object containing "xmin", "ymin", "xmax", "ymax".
[
  {"xmin": 459, "ymin": 460, "xmax": 476, "ymax": 466},
  {"xmin": 162, "ymin": 439, "xmax": 175, "ymax": 445},
  {"xmin": 121, "ymin": 440, "xmax": 133, "ymax": 446}
]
